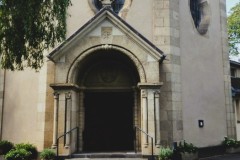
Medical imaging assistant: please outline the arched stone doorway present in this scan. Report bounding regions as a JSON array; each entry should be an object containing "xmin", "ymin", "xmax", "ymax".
[{"xmin": 77, "ymin": 49, "xmax": 140, "ymax": 152}]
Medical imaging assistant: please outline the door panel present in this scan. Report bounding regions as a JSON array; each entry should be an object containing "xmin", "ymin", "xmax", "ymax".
[{"xmin": 83, "ymin": 92, "xmax": 134, "ymax": 152}]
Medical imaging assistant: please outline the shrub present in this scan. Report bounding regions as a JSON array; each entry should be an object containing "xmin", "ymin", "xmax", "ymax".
[
  {"xmin": 222, "ymin": 136, "xmax": 240, "ymax": 148},
  {"xmin": 176, "ymin": 140, "xmax": 198, "ymax": 153},
  {"xmin": 0, "ymin": 140, "xmax": 14, "ymax": 155},
  {"xmin": 15, "ymin": 143, "xmax": 38, "ymax": 159},
  {"xmin": 4, "ymin": 148, "xmax": 31, "ymax": 160},
  {"xmin": 159, "ymin": 146, "xmax": 173, "ymax": 160},
  {"xmin": 40, "ymin": 149, "xmax": 56, "ymax": 160}
]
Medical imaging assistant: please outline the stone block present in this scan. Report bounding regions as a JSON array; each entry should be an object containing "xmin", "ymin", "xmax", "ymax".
[
  {"xmin": 168, "ymin": 110, "xmax": 182, "ymax": 121},
  {"xmin": 160, "ymin": 110, "xmax": 168, "ymax": 120},
  {"xmin": 161, "ymin": 82, "xmax": 172, "ymax": 92},
  {"xmin": 162, "ymin": 64, "xmax": 172, "ymax": 73},
  {"xmin": 167, "ymin": 92, "xmax": 173, "ymax": 101},
  {"xmin": 160, "ymin": 120, "xmax": 173, "ymax": 131},
  {"xmin": 0, "ymin": 91, "xmax": 3, "ymax": 98},
  {"xmin": 163, "ymin": 1, "xmax": 169, "ymax": 9},
  {"xmin": 155, "ymin": 27, "xmax": 170, "ymax": 36},
  {"xmin": 155, "ymin": 18, "xmax": 164, "ymax": 27},
  {"xmin": 172, "ymin": 101, "xmax": 182, "ymax": 110},
  {"xmin": 155, "ymin": 10, "xmax": 170, "ymax": 18},
  {"xmin": 173, "ymin": 83, "xmax": 181, "ymax": 92},
  {"xmin": 154, "ymin": 1, "xmax": 164, "ymax": 9},
  {"xmin": 160, "ymin": 131, "xmax": 169, "ymax": 141},
  {"xmin": 164, "ymin": 17, "xmax": 170, "ymax": 26},
  {"xmin": 166, "ymin": 72, "xmax": 172, "ymax": 82},
  {"xmin": 173, "ymin": 130, "xmax": 183, "ymax": 141},
  {"xmin": 172, "ymin": 92, "xmax": 181, "ymax": 102},
  {"xmin": 170, "ymin": 36, "xmax": 180, "ymax": 47},
  {"xmin": 171, "ymin": 46, "xmax": 181, "ymax": 56}
]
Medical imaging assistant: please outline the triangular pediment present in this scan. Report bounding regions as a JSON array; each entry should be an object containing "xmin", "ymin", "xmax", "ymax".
[{"xmin": 48, "ymin": 8, "xmax": 165, "ymax": 62}]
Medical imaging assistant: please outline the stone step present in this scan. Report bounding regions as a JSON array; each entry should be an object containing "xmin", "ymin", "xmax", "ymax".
[
  {"xmin": 65, "ymin": 152, "xmax": 150, "ymax": 160},
  {"xmin": 66, "ymin": 158, "xmax": 148, "ymax": 160}
]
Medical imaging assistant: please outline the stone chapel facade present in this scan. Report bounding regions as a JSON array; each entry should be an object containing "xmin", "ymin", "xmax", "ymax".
[{"xmin": 0, "ymin": 0, "xmax": 235, "ymax": 156}]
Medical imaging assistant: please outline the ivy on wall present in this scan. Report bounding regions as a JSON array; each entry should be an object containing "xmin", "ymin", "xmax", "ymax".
[{"xmin": 0, "ymin": 0, "xmax": 71, "ymax": 70}]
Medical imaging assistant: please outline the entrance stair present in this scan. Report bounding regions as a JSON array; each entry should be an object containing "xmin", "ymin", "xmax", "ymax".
[{"xmin": 65, "ymin": 152, "xmax": 149, "ymax": 160}]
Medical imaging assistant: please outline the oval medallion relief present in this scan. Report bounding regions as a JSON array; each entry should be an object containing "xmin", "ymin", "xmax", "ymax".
[{"xmin": 88, "ymin": 0, "xmax": 132, "ymax": 18}]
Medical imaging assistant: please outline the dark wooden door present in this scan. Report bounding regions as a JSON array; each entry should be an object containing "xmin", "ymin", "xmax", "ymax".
[{"xmin": 83, "ymin": 91, "xmax": 134, "ymax": 152}]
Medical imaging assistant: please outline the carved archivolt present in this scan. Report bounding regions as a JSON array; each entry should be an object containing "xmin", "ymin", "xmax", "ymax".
[{"xmin": 67, "ymin": 45, "xmax": 146, "ymax": 84}]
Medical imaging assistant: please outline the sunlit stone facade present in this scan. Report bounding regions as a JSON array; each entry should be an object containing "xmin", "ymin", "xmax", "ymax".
[{"xmin": 0, "ymin": 0, "xmax": 234, "ymax": 156}]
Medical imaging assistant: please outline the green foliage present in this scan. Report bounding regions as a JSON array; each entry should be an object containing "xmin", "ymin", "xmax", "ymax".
[
  {"xmin": 0, "ymin": 0, "xmax": 71, "ymax": 70},
  {"xmin": 176, "ymin": 140, "xmax": 198, "ymax": 154},
  {"xmin": 222, "ymin": 136, "xmax": 240, "ymax": 148},
  {"xmin": 228, "ymin": 2, "xmax": 240, "ymax": 55},
  {"xmin": 4, "ymin": 148, "xmax": 31, "ymax": 160},
  {"xmin": 159, "ymin": 146, "xmax": 173, "ymax": 160},
  {"xmin": 15, "ymin": 143, "xmax": 38, "ymax": 159},
  {"xmin": 0, "ymin": 140, "xmax": 14, "ymax": 155},
  {"xmin": 40, "ymin": 148, "xmax": 56, "ymax": 160}
]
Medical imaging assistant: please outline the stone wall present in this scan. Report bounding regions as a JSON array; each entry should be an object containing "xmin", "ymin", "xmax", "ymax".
[
  {"xmin": 219, "ymin": 0, "xmax": 236, "ymax": 138},
  {"xmin": 153, "ymin": 0, "xmax": 183, "ymax": 145}
]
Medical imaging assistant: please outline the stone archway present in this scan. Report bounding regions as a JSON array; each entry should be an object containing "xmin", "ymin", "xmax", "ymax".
[
  {"xmin": 48, "ymin": 8, "xmax": 164, "ymax": 155},
  {"xmin": 50, "ymin": 46, "xmax": 162, "ymax": 155},
  {"xmin": 77, "ymin": 49, "xmax": 141, "ymax": 152}
]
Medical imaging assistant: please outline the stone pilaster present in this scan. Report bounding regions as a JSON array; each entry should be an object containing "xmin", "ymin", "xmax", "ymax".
[
  {"xmin": 141, "ymin": 89, "xmax": 149, "ymax": 146},
  {"xmin": 138, "ymin": 83, "xmax": 162, "ymax": 154},
  {"xmin": 219, "ymin": 0, "xmax": 236, "ymax": 138},
  {"xmin": 153, "ymin": 0, "xmax": 183, "ymax": 145},
  {"xmin": 65, "ymin": 92, "xmax": 72, "ymax": 148},
  {"xmin": 52, "ymin": 92, "xmax": 59, "ymax": 148},
  {"xmin": 50, "ymin": 83, "xmax": 80, "ymax": 155},
  {"xmin": 154, "ymin": 91, "xmax": 161, "ymax": 147},
  {"xmin": 78, "ymin": 91, "xmax": 84, "ymax": 151}
]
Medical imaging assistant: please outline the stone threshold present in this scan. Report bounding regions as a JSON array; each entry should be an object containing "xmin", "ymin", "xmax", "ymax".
[{"xmin": 70, "ymin": 152, "xmax": 144, "ymax": 158}]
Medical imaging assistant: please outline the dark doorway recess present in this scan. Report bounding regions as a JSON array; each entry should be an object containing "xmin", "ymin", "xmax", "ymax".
[{"xmin": 83, "ymin": 91, "xmax": 134, "ymax": 152}]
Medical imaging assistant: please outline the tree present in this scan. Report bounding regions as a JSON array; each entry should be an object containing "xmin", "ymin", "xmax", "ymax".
[
  {"xmin": 0, "ymin": 0, "xmax": 71, "ymax": 70},
  {"xmin": 228, "ymin": 2, "xmax": 240, "ymax": 55}
]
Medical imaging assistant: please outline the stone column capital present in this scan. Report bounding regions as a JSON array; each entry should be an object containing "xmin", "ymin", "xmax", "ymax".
[
  {"xmin": 53, "ymin": 92, "xmax": 59, "ymax": 99},
  {"xmin": 65, "ymin": 92, "xmax": 71, "ymax": 99},
  {"xmin": 154, "ymin": 90, "xmax": 161, "ymax": 95}
]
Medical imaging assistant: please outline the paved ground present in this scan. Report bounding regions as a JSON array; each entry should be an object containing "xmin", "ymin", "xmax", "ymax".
[{"xmin": 200, "ymin": 153, "xmax": 240, "ymax": 160}]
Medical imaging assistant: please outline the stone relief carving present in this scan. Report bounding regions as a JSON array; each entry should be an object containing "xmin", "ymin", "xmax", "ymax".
[
  {"xmin": 101, "ymin": 27, "xmax": 112, "ymax": 39},
  {"xmin": 99, "ymin": 65, "xmax": 119, "ymax": 83},
  {"xmin": 101, "ymin": 27, "xmax": 113, "ymax": 44},
  {"xmin": 88, "ymin": 0, "xmax": 132, "ymax": 19}
]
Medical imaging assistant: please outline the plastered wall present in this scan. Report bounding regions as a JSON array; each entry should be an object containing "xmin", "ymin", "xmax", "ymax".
[
  {"xmin": 2, "ymin": 70, "xmax": 42, "ymax": 148},
  {"xmin": 66, "ymin": 0, "xmax": 153, "ymax": 41},
  {"xmin": 179, "ymin": 0, "xmax": 230, "ymax": 147}
]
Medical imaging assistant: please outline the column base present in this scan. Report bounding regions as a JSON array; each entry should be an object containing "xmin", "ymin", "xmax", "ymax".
[{"xmin": 51, "ymin": 145, "xmax": 57, "ymax": 149}]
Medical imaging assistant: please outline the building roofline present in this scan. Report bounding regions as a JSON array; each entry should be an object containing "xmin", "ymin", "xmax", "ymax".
[{"xmin": 230, "ymin": 60, "xmax": 240, "ymax": 66}]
